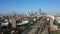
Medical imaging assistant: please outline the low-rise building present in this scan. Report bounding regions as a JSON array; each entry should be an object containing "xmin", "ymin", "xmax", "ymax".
[{"xmin": 47, "ymin": 15, "xmax": 54, "ymax": 26}]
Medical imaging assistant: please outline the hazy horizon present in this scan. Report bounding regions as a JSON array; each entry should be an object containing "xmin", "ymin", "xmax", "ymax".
[{"xmin": 0, "ymin": 0, "xmax": 60, "ymax": 14}]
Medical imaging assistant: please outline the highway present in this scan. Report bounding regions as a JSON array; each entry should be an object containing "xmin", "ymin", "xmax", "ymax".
[{"xmin": 22, "ymin": 17, "xmax": 47, "ymax": 34}]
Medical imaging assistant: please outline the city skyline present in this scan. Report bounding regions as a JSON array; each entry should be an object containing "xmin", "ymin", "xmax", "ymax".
[{"xmin": 0, "ymin": 0, "xmax": 60, "ymax": 14}]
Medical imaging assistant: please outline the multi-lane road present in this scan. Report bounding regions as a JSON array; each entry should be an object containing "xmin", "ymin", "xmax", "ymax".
[{"xmin": 22, "ymin": 17, "xmax": 48, "ymax": 34}]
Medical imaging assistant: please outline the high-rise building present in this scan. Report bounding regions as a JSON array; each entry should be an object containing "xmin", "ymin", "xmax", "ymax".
[{"xmin": 39, "ymin": 8, "xmax": 41, "ymax": 13}]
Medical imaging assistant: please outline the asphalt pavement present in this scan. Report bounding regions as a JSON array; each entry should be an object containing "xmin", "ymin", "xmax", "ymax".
[{"xmin": 22, "ymin": 17, "xmax": 47, "ymax": 34}]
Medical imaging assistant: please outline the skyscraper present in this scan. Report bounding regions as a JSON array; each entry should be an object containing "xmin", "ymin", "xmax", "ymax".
[{"xmin": 39, "ymin": 8, "xmax": 41, "ymax": 13}]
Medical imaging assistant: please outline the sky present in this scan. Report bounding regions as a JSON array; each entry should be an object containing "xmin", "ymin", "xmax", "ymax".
[{"xmin": 0, "ymin": 0, "xmax": 60, "ymax": 14}]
